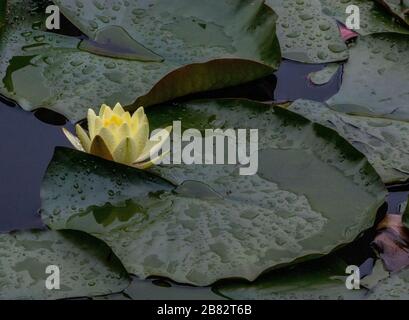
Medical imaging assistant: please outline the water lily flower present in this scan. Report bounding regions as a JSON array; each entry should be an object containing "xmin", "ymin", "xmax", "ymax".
[{"xmin": 63, "ymin": 103, "xmax": 172, "ymax": 169}]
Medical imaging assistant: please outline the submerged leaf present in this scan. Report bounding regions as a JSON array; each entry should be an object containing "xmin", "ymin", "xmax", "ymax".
[
  {"xmin": 0, "ymin": 0, "xmax": 280, "ymax": 122},
  {"xmin": 0, "ymin": 229, "xmax": 129, "ymax": 299},
  {"xmin": 41, "ymin": 99, "xmax": 386, "ymax": 286}
]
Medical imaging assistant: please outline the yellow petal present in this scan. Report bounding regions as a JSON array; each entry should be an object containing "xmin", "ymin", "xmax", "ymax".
[
  {"xmin": 136, "ymin": 126, "xmax": 172, "ymax": 162},
  {"xmin": 130, "ymin": 106, "xmax": 145, "ymax": 132},
  {"xmin": 112, "ymin": 137, "xmax": 138, "ymax": 164},
  {"xmin": 98, "ymin": 127, "xmax": 117, "ymax": 152},
  {"xmin": 102, "ymin": 106, "xmax": 113, "ymax": 120},
  {"xmin": 75, "ymin": 124, "xmax": 91, "ymax": 152},
  {"xmin": 132, "ymin": 121, "xmax": 149, "ymax": 158},
  {"xmin": 99, "ymin": 104, "xmax": 110, "ymax": 117},
  {"xmin": 62, "ymin": 127, "xmax": 84, "ymax": 151},
  {"xmin": 117, "ymin": 122, "xmax": 131, "ymax": 139},
  {"xmin": 93, "ymin": 117, "xmax": 103, "ymax": 139},
  {"xmin": 134, "ymin": 150, "xmax": 170, "ymax": 170},
  {"xmin": 113, "ymin": 103, "xmax": 125, "ymax": 115},
  {"xmin": 121, "ymin": 112, "xmax": 132, "ymax": 125},
  {"xmin": 87, "ymin": 109, "xmax": 97, "ymax": 138},
  {"xmin": 90, "ymin": 135, "xmax": 113, "ymax": 161}
]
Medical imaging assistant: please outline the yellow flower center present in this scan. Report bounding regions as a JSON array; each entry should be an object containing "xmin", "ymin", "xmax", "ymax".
[{"xmin": 103, "ymin": 114, "xmax": 123, "ymax": 127}]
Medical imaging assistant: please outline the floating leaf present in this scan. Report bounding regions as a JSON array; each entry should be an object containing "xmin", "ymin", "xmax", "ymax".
[
  {"xmin": 41, "ymin": 99, "xmax": 386, "ymax": 286},
  {"xmin": 0, "ymin": 0, "xmax": 280, "ymax": 122},
  {"xmin": 308, "ymin": 63, "xmax": 341, "ymax": 85},
  {"xmin": 367, "ymin": 266, "xmax": 409, "ymax": 299},
  {"xmin": 214, "ymin": 255, "xmax": 367, "ymax": 300},
  {"xmin": 288, "ymin": 99, "xmax": 409, "ymax": 184},
  {"xmin": 265, "ymin": 0, "xmax": 348, "ymax": 63},
  {"xmin": 320, "ymin": 0, "xmax": 409, "ymax": 35},
  {"xmin": 215, "ymin": 253, "xmax": 409, "ymax": 300},
  {"xmin": 327, "ymin": 33, "xmax": 409, "ymax": 121},
  {"xmin": 0, "ymin": 229, "xmax": 130, "ymax": 299}
]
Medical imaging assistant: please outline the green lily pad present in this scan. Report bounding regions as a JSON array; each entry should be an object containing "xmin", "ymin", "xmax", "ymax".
[
  {"xmin": 308, "ymin": 63, "xmax": 341, "ymax": 85},
  {"xmin": 41, "ymin": 99, "xmax": 386, "ymax": 286},
  {"xmin": 0, "ymin": 0, "xmax": 280, "ymax": 122},
  {"xmin": 0, "ymin": 229, "xmax": 130, "ymax": 299},
  {"xmin": 215, "ymin": 254, "xmax": 409, "ymax": 300},
  {"xmin": 375, "ymin": 0, "xmax": 409, "ymax": 28},
  {"xmin": 214, "ymin": 254, "xmax": 367, "ymax": 300},
  {"xmin": 367, "ymin": 267, "xmax": 409, "ymax": 299},
  {"xmin": 327, "ymin": 33, "xmax": 409, "ymax": 121},
  {"xmin": 265, "ymin": 0, "xmax": 348, "ymax": 63},
  {"xmin": 320, "ymin": 0, "xmax": 409, "ymax": 35},
  {"xmin": 289, "ymin": 99, "xmax": 409, "ymax": 184}
]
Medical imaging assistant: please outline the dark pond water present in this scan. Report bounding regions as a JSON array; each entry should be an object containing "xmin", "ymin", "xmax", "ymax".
[{"xmin": 0, "ymin": 98, "xmax": 71, "ymax": 232}]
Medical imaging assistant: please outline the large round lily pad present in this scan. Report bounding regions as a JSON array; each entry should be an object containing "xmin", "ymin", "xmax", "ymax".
[
  {"xmin": 289, "ymin": 99, "xmax": 409, "ymax": 184},
  {"xmin": 0, "ymin": 0, "xmax": 280, "ymax": 122},
  {"xmin": 41, "ymin": 99, "xmax": 386, "ymax": 286},
  {"xmin": 265, "ymin": 0, "xmax": 348, "ymax": 63},
  {"xmin": 327, "ymin": 33, "xmax": 409, "ymax": 121},
  {"xmin": 0, "ymin": 229, "xmax": 129, "ymax": 299}
]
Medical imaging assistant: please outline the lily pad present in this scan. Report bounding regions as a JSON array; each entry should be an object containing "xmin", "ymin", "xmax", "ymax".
[
  {"xmin": 215, "ymin": 253, "xmax": 409, "ymax": 300},
  {"xmin": 327, "ymin": 33, "xmax": 409, "ymax": 121},
  {"xmin": 0, "ymin": 0, "xmax": 280, "ymax": 122},
  {"xmin": 41, "ymin": 99, "xmax": 386, "ymax": 286},
  {"xmin": 214, "ymin": 255, "xmax": 367, "ymax": 300},
  {"xmin": 375, "ymin": 0, "xmax": 409, "ymax": 28},
  {"xmin": 320, "ymin": 0, "xmax": 409, "ymax": 35},
  {"xmin": 265, "ymin": 0, "xmax": 348, "ymax": 63},
  {"xmin": 289, "ymin": 99, "xmax": 409, "ymax": 184},
  {"xmin": 0, "ymin": 229, "xmax": 130, "ymax": 299},
  {"xmin": 367, "ymin": 267, "xmax": 409, "ymax": 299},
  {"xmin": 308, "ymin": 63, "xmax": 341, "ymax": 85}
]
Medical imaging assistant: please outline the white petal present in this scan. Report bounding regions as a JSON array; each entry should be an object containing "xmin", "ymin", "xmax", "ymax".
[
  {"xmin": 62, "ymin": 127, "xmax": 84, "ymax": 151},
  {"xmin": 75, "ymin": 124, "xmax": 91, "ymax": 152},
  {"xmin": 134, "ymin": 150, "xmax": 170, "ymax": 170}
]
